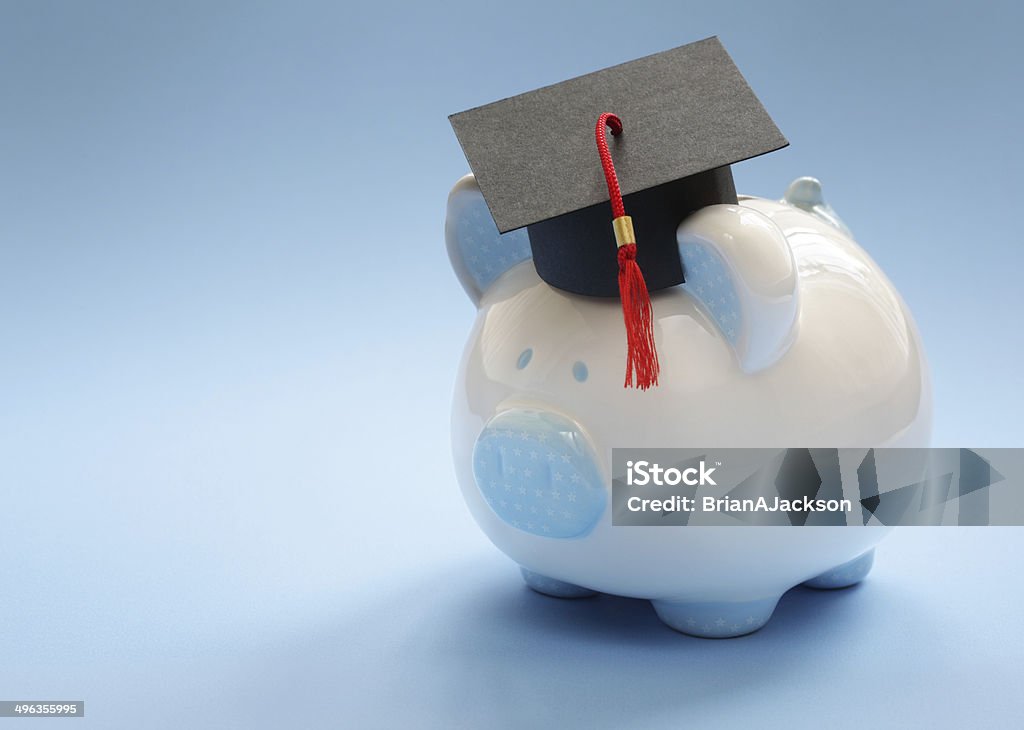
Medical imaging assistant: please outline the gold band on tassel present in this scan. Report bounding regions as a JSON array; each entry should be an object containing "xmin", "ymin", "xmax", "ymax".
[{"xmin": 612, "ymin": 215, "xmax": 635, "ymax": 248}]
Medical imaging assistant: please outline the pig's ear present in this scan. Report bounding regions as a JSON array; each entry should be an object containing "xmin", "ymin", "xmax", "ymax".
[
  {"xmin": 677, "ymin": 205, "xmax": 800, "ymax": 373},
  {"xmin": 446, "ymin": 174, "xmax": 532, "ymax": 306},
  {"xmin": 783, "ymin": 177, "xmax": 853, "ymax": 237}
]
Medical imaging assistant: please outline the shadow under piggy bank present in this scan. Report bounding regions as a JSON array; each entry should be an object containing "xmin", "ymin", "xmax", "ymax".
[{"xmin": 221, "ymin": 554, "xmax": 937, "ymax": 729}]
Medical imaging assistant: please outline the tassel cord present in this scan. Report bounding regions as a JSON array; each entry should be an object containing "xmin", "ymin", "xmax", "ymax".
[{"xmin": 595, "ymin": 113, "xmax": 660, "ymax": 389}]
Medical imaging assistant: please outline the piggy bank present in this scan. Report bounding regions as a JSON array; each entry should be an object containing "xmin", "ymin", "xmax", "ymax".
[{"xmin": 446, "ymin": 173, "xmax": 930, "ymax": 638}]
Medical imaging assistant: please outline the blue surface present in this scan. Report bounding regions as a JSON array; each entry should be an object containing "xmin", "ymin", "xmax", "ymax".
[{"xmin": 2, "ymin": 1, "xmax": 1023, "ymax": 728}]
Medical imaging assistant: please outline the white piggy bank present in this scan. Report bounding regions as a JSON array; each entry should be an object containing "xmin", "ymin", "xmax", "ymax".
[{"xmin": 447, "ymin": 174, "xmax": 930, "ymax": 638}]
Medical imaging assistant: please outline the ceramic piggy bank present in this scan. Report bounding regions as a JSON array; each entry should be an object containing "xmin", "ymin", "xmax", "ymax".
[{"xmin": 446, "ymin": 173, "xmax": 931, "ymax": 638}]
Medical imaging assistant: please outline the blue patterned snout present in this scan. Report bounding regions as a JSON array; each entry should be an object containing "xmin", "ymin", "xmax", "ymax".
[{"xmin": 472, "ymin": 410, "xmax": 607, "ymax": 538}]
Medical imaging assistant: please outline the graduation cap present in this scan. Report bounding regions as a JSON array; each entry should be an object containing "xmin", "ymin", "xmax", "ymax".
[{"xmin": 449, "ymin": 36, "xmax": 788, "ymax": 389}]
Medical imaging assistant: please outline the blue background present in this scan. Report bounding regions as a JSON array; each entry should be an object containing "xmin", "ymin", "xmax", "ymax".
[{"xmin": 2, "ymin": 1, "xmax": 1022, "ymax": 727}]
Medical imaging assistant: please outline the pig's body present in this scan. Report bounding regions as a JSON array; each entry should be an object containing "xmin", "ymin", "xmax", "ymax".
[{"xmin": 447, "ymin": 175, "xmax": 930, "ymax": 637}]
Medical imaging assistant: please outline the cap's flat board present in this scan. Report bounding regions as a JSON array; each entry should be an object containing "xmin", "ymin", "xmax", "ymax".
[{"xmin": 449, "ymin": 37, "xmax": 788, "ymax": 233}]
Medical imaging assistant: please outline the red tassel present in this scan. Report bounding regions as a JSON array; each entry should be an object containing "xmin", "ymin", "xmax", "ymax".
[
  {"xmin": 618, "ymin": 243, "xmax": 659, "ymax": 389},
  {"xmin": 595, "ymin": 112, "xmax": 661, "ymax": 389}
]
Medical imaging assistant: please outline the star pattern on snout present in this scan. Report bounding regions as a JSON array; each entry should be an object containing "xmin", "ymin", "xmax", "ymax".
[{"xmin": 472, "ymin": 410, "xmax": 606, "ymax": 539}]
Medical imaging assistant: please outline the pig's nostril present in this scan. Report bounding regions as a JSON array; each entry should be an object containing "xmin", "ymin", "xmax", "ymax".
[
  {"xmin": 572, "ymin": 361, "xmax": 589, "ymax": 382},
  {"xmin": 516, "ymin": 348, "xmax": 533, "ymax": 370}
]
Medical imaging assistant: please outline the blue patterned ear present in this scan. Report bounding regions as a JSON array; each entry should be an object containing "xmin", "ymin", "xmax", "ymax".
[
  {"xmin": 678, "ymin": 241, "xmax": 743, "ymax": 346},
  {"xmin": 677, "ymin": 205, "xmax": 800, "ymax": 373},
  {"xmin": 445, "ymin": 175, "xmax": 532, "ymax": 305}
]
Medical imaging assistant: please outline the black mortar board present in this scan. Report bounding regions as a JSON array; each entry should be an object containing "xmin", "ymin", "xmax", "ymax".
[{"xmin": 449, "ymin": 36, "xmax": 788, "ymax": 297}]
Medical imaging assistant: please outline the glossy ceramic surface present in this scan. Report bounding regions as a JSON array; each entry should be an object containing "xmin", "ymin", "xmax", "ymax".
[{"xmin": 446, "ymin": 174, "xmax": 931, "ymax": 638}]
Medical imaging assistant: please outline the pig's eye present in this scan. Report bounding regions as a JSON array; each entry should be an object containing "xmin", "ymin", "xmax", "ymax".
[
  {"xmin": 572, "ymin": 361, "xmax": 589, "ymax": 382},
  {"xmin": 516, "ymin": 348, "xmax": 533, "ymax": 370}
]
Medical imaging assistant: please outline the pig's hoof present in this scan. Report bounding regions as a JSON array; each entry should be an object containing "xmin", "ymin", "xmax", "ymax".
[
  {"xmin": 520, "ymin": 567, "xmax": 597, "ymax": 599},
  {"xmin": 802, "ymin": 549, "xmax": 875, "ymax": 590},
  {"xmin": 651, "ymin": 596, "xmax": 781, "ymax": 638}
]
